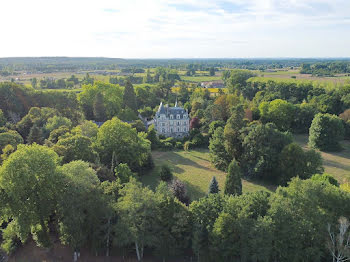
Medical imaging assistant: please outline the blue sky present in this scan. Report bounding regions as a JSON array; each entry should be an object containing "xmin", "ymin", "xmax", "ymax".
[{"xmin": 1, "ymin": 0, "xmax": 350, "ymax": 58}]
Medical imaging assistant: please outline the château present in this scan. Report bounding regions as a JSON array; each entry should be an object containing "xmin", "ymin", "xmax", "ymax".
[{"xmin": 154, "ymin": 101, "xmax": 190, "ymax": 138}]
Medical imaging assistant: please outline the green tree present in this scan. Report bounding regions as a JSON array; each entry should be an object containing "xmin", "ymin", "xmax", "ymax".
[
  {"xmin": 0, "ymin": 144, "xmax": 62, "ymax": 247},
  {"xmin": 241, "ymin": 123, "xmax": 292, "ymax": 180},
  {"xmin": 48, "ymin": 126, "xmax": 70, "ymax": 143},
  {"xmin": 224, "ymin": 160, "xmax": 242, "ymax": 196},
  {"xmin": 71, "ymin": 120, "xmax": 98, "ymax": 138},
  {"xmin": 153, "ymin": 184, "xmax": 191, "ymax": 260},
  {"xmin": 259, "ymin": 99, "xmax": 296, "ymax": 131},
  {"xmin": 208, "ymin": 176, "xmax": 219, "ymax": 194},
  {"xmin": 190, "ymin": 194, "xmax": 225, "ymax": 261},
  {"xmin": 226, "ymin": 70, "xmax": 255, "ymax": 94},
  {"xmin": 278, "ymin": 143, "xmax": 324, "ymax": 185},
  {"xmin": 93, "ymin": 93, "xmax": 107, "ymax": 122},
  {"xmin": 114, "ymin": 163, "xmax": 136, "ymax": 184},
  {"xmin": 27, "ymin": 125, "xmax": 44, "ymax": 145},
  {"xmin": 209, "ymin": 127, "xmax": 231, "ymax": 171},
  {"xmin": 309, "ymin": 113, "xmax": 345, "ymax": 151},
  {"xmin": 159, "ymin": 164, "xmax": 173, "ymax": 182},
  {"xmin": 224, "ymin": 104, "xmax": 246, "ymax": 160},
  {"xmin": 53, "ymin": 134, "xmax": 98, "ymax": 164},
  {"xmin": 45, "ymin": 116, "xmax": 72, "ymax": 133},
  {"xmin": 311, "ymin": 173, "xmax": 339, "ymax": 187},
  {"xmin": 123, "ymin": 80, "xmax": 138, "ymax": 112},
  {"xmin": 95, "ymin": 117, "xmax": 151, "ymax": 171},
  {"xmin": 267, "ymin": 177, "xmax": 350, "ymax": 262},
  {"xmin": 0, "ymin": 130, "xmax": 23, "ymax": 153},
  {"xmin": 208, "ymin": 120, "xmax": 225, "ymax": 137},
  {"xmin": 146, "ymin": 124, "xmax": 160, "ymax": 150},
  {"xmin": 115, "ymin": 178, "xmax": 157, "ymax": 261},
  {"xmin": 57, "ymin": 161, "xmax": 108, "ymax": 257},
  {"xmin": 78, "ymin": 82, "xmax": 123, "ymax": 120}
]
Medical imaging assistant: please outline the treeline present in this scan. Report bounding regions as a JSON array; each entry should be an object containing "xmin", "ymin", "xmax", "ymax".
[
  {"xmin": 300, "ymin": 61, "xmax": 350, "ymax": 76},
  {"xmin": 2, "ymin": 57, "xmax": 350, "ymax": 73}
]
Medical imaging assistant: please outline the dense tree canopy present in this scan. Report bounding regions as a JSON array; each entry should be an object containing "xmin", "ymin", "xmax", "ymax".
[
  {"xmin": 0, "ymin": 144, "xmax": 62, "ymax": 247},
  {"xmin": 94, "ymin": 117, "xmax": 151, "ymax": 171}
]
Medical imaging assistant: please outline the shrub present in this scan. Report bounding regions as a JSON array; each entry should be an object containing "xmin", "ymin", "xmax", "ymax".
[
  {"xmin": 159, "ymin": 141, "xmax": 173, "ymax": 151},
  {"xmin": 175, "ymin": 141, "xmax": 183, "ymax": 149},
  {"xmin": 311, "ymin": 173, "xmax": 339, "ymax": 187},
  {"xmin": 159, "ymin": 165, "xmax": 173, "ymax": 182}
]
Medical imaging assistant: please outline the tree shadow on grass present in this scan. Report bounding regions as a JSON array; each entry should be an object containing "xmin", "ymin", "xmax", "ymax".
[
  {"xmin": 323, "ymin": 159, "xmax": 350, "ymax": 172},
  {"xmin": 152, "ymin": 151, "xmax": 210, "ymax": 173},
  {"xmin": 184, "ymin": 181, "xmax": 205, "ymax": 201}
]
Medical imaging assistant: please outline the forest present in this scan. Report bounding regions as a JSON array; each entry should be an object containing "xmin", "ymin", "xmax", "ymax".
[{"xmin": 1, "ymin": 61, "xmax": 350, "ymax": 261}]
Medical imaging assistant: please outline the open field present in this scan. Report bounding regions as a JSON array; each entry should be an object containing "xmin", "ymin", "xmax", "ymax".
[
  {"xmin": 294, "ymin": 134, "xmax": 350, "ymax": 183},
  {"xmin": 180, "ymin": 75, "xmax": 221, "ymax": 82},
  {"xmin": 142, "ymin": 135, "xmax": 350, "ymax": 201},
  {"xmin": 251, "ymin": 69, "xmax": 350, "ymax": 88},
  {"xmin": 141, "ymin": 149, "xmax": 274, "ymax": 201}
]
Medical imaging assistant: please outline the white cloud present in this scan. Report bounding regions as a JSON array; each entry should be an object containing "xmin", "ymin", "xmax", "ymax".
[{"xmin": 0, "ymin": 0, "xmax": 349, "ymax": 57}]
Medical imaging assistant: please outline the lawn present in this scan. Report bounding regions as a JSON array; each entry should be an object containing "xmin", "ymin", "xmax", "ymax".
[
  {"xmin": 294, "ymin": 134, "xmax": 350, "ymax": 183},
  {"xmin": 141, "ymin": 149, "xmax": 274, "ymax": 201}
]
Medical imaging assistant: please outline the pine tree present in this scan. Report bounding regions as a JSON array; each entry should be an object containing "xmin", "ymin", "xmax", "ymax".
[
  {"xmin": 208, "ymin": 176, "xmax": 219, "ymax": 194},
  {"xmin": 224, "ymin": 160, "xmax": 242, "ymax": 196},
  {"xmin": 123, "ymin": 79, "xmax": 137, "ymax": 112},
  {"xmin": 93, "ymin": 93, "xmax": 107, "ymax": 122}
]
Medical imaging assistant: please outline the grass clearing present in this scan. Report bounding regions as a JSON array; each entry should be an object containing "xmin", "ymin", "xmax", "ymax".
[
  {"xmin": 294, "ymin": 134, "xmax": 350, "ymax": 183},
  {"xmin": 141, "ymin": 149, "xmax": 274, "ymax": 201}
]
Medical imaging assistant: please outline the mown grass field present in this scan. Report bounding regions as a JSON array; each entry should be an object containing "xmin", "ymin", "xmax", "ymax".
[
  {"xmin": 294, "ymin": 134, "xmax": 350, "ymax": 183},
  {"xmin": 141, "ymin": 135, "xmax": 350, "ymax": 201},
  {"xmin": 251, "ymin": 69, "xmax": 350, "ymax": 89},
  {"xmin": 141, "ymin": 149, "xmax": 274, "ymax": 201}
]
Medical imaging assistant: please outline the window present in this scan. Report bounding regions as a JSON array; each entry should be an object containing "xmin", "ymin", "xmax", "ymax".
[
  {"xmin": 170, "ymin": 115, "xmax": 173, "ymax": 119},
  {"xmin": 177, "ymin": 121, "xmax": 180, "ymax": 126},
  {"xmin": 170, "ymin": 128, "xmax": 173, "ymax": 132},
  {"xmin": 162, "ymin": 123, "xmax": 165, "ymax": 126},
  {"xmin": 162, "ymin": 128, "xmax": 165, "ymax": 133},
  {"xmin": 177, "ymin": 114, "xmax": 180, "ymax": 119},
  {"xmin": 183, "ymin": 115, "xmax": 187, "ymax": 119},
  {"xmin": 177, "ymin": 127, "xmax": 180, "ymax": 132}
]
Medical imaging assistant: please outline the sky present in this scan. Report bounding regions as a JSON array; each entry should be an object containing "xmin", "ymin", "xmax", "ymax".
[{"xmin": 1, "ymin": 0, "xmax": 350, "ymax": 58}]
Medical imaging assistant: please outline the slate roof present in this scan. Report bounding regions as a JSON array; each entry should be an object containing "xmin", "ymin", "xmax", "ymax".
[{"xmin": 156, "ymin": 102, "xmax": 188, "ymax": 119}]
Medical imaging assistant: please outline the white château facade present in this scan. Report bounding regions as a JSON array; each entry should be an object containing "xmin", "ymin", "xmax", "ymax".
[{"xmin": 154, "ymin": 101, "xmax": 190, "ymax": 138}]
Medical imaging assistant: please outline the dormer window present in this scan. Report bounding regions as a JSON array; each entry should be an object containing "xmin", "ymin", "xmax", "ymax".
[
  {"xmin": 177, "ymin": 114, "xmax": 180, "ymax": 119},
  {"xmin": 183, "ymin": 115, "xmax": 187, "ymax": 119}
]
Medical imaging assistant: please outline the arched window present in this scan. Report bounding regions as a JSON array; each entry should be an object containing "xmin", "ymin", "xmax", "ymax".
[{"xmin": 170, "ymin": 115, "xmax": 173, "ymax": 119}]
